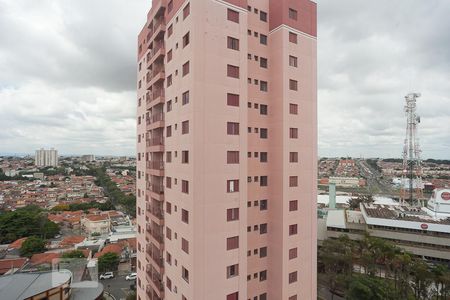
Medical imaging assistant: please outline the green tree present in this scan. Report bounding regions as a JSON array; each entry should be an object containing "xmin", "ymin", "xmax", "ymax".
[
  {"xmin": 20, "ymin": 236, "xmax": 46, "ymax": 257},
  {"xmin": 61, "ymin": 250, "xmax": 85, "ymax": 259},
  {"xmin": 410, "ymin": 260, "xmax": 432, "ymax": 299},
  {"xmin": 98, "ymin": 252, "xmax": 120, "ymax": 272}
]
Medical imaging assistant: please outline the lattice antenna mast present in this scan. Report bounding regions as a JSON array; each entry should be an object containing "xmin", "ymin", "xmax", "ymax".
[{"xmin": 400, "ymin": 93, "xmax": 423, "ymax": 205}]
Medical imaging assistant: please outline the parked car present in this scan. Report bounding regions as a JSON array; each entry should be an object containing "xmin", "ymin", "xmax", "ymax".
[
  {"xmin": 126, "ymin": 273, "xmax": 137, "ymax": 281},
  {"xmin": 99, "ymin": 272, "xmax": 114, "ymax": 280}
]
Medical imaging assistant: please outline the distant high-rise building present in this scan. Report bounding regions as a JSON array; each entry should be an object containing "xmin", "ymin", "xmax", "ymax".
[
  {"xmin": 81, "ymin": 155, "xmax": 96, "ymax": 162},
  {"xmin": 35, "ymin": 148, "xmax": 58, "ymax": 167},
  {"xmin": 136, "ymin": 1, "xmax": 317, "ymax": 299}
]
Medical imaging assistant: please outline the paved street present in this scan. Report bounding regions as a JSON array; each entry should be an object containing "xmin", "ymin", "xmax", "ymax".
[{"xmin": 101, "ymin": 274, "xmax": 135, "ymax": 300}]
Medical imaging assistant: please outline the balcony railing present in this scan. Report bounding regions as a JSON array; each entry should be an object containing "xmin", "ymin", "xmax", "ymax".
[
  {"xmin": 147, "ymin": 136, "xmax": 164, "ymax": 147},
  {"xmin": 147, "ymin": 160, "xmax": 164, "ymax": 170}
]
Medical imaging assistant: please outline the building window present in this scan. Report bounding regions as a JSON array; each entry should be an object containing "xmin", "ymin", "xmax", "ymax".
[
  {"xmin": 260, "ymin": 176, "xmax": 268, "ymax": 186},
  {"xmin": 289, "ymin": 32, "xmax": 298, "ymax": 44},
  {"xmin": 166, "ymin": 177, "xmax": 172, "ymax": 188},
  {"xmin": 227, "ymin": 9, "xmax": 239, "ymax": 23},
  {"xmin": 166, "ymin": 227, "xmax": 172, "ymax": 240},
  {"xmin": 260, "ymin": 128, "xmax": 268, "ymax": 139},
  {"xmin": 227, "ymin": 264, "xmax": 239, "ymax": 278},
  {"xmin": 289, "ymin": 8, "xmax": 298, "ymax": 20},
  {"xmin": 289, "ymin": 55, "xmax": 298, "ymax": 67},
  {"xmin": 289, "ymin": 200, "xmax": 298, "ymax": 211},
  {"xmin": 182, "ymin": 150, "xmax": 189, "ymax": 163},
  {"xmin": 227, "ymin": 151, "xmax": 239, "ymax": 164},
  {"xmin": 259, "ymin": 270, "xmax": 267, "ymax": 281},
  {"xmin": 289, "ymin": 79, "xmax": 298, "ymax": 91},
  {"xmin": 166, "ymin": 151, "xmax": 172, "ymax": 162},
  {"xmin": 167, "ymin": 100, "xmax": 172, "ymax": 112},
  {"xmin": 289, "ymin": 176, "xmax": 298, "ymax": 187},
  {"xmin": 289, "ymin": 224, "xmax": 298, "ymax": 235},
  {"xmin": 260, "ymin": 199, "xmax": 268, "ymax": 210},
  {"xmin": 227, "ymin": 93, "xmax": 239, "ymax": 106},
  {"xmin": 167, "ymin": 49, "xmax": 173, "ymax": 62},
  {"xmin": 227, "ymin": 122, "xmax": 240, "ymax": 135},
  {"xmin": 227, "ymin": 180, "xmax": 239, "ymax": 193},
  {"xmin": 290, "ymin": 128, "xmax": 298, "ymax": 139},
  {"xmin": 166, "ymin": 125, "xmax": 172, "ymax": 137},
  {"xmin": 181, "ymin": 237, "xmax": 189, "ymax": 254},
  {"xmin": 289, "ymin": 271, "xmax": 298, "ymax": 283},
  {"xmin": 182, "ymin": 266, "xmax": 189, "ymax": 283},
  {"xmin": 227, "ymin": 208, "xmax": 239, "ymax": 221},
  {"xmin": 260, "ymin": 152, "xmax": 268, "ymax": 162},
  {"xmin": 227, "ymin": 36, "xmax": 239, "ymax": 50},
  {"xmin": 289, "ymin": 152, "xmax": 298, "ymax": 162},
  {"xmin": 182, "ymin": 32, "xmax": 190, "ymax": 48},
  {"xmin": 260, "ymin": 81, "xmax": 268, "ymax": 92},
  {"xmin": 290, "ymin": 103, "xmax": 298, "ymax": 114},
  {"xmin": 168, "ymin": 24, "xmax": 173, "ymax": 37},
  {"xmin": 289, "ymin": 296, "xmax": 298, "ymax": 300},
  {"xmin": 260, "ymin": 223, "xmax": 268, "ymax": 234},
  {"xmin": 183, "ymin": 3, "xmax": 190, "ymax": 19},
  {"xmin": 226, "ymin": 236, "xmax": 239, "ymax": 250},
  {"xmin": 260, "ymin": 246, "xmax": 267, "ymax": 258},
  {"xmin": 182, "ymin": 90, "xmax": 190, "ymax": 105},
  {"xmin": 166, "ymin": 202, "xmax": 172, "ymax": 214},
  {"xmin": 260, "ymin": 34, "xmax": 267, "ymax": 45},
  {"xmin": 227, "ymin": 64, "xmax": 240, "ymax": 78},
  {"xmin": 167, "ymin": 74, "xmax": 172, "ymax": 87},
  {"xmin": 260, "ymin": 104, "xmax": 268, "ymax": 115},
  {"xmin": 227, "ymin": 292, "xmax": 239, "ymax": 300},
  {"xmin": 166, "ymin": 277, "xmax": 172, "ymax": 291},
  {"xmin": 260, "ymin": 57, "xmax": 268, "ymax": 68},
  {"xmin": 260, "ymin": 11, "xmax": 267, "ymax": 22},
  {"xmin": 289, "ymin": 247, "xmax": 298, "ymax": 259},
  {"xmin": 182, "ymin": 61, "xmax": 190, "ymax": 76},
  {"xmin": 182, "ymin": 120, "xmax": 189, "ymax": 134},
  {"xmin": 182, "ymin": 180, "xmax": 189, "ymax": 194},
  {"xmin": 182, "ymin": 209, "xmax": 189, "ymax": 223}
]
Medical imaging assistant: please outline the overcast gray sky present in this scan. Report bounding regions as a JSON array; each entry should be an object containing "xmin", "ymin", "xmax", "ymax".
[{"xmin": 0, "ymin": 0, "xmax": 448, "ymax": 158}]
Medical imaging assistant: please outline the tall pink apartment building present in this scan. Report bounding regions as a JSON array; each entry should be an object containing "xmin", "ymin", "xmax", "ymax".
[{"xmin": 136, "ymin": 1, "xmax": 317, "ymax": 299}]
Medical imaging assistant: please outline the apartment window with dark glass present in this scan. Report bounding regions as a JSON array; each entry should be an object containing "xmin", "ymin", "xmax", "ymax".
[
  {"xmin": 289, "ymin": 79, "xmax": 298, "ymax": 91},
  {"xmin": 166, "ymin": 125, "xmax": 172, "ymax": 137},
  {"xmin": 166, "ymin": 177, "xmax": 172, "ymax": 188},
  {"xmin": 227, "ymin": 208, "xmax": 239, "ymax": 221},
  {"xmin": 182, "ymin": 61, "xmax": 190, "ymax": 76},
  {"xmin": 182, "ymin": 238, "xmax": 189, "ymax": 254},
  {"xmin": 167, "ymin": 49, "xmax": 173, "ymax": 62},
  {"xmin": 182, "ymin": 209, "xmax": 189, "ymax": 223},
  {"xmin": 289, "ymin": 200, "xmax": 298, "ymax": 211},
  {"xmin": 183, "ymin": 3, "xmax": 190, "ymax": 19},
  {"xmin": 260, "ymin": 104, "xmax": 268, "ymax": 115},
  {"xmin": 227, "ymin": 292, "xmax": 239, "ymax": 300},
  {"xmin": 182, "ymin": 266, "xmax": 189, "ymax": 283},
  {"xmin": 227, "ymin": 179, "xmax": 239, "ymax": 193},
  {"xmin": 289, "ymin": 271, "xmax": 298, "ymax": 283},
  {"xmin": 260, "ymin": 128, "xmax": 268, "ymax": 139},
  {"xmin": 260, "ymin": 152, "xmax": 268, "ymax": 162},
  {"xmin": 290, "ymin": 103, "xmax": 298, "ymax": 114},
  {"xmin": 182, "ymin": 150, "xmax": 189, "ymax": 163},
  {"xmin": 227, "ymin": 64, "xmax": 239, "ymax": 78},
  {"xmin": 289, "ymin": 32, "xmax": 298, "ymax": 44},
  {"xmin": 259, "ymin": 270, "xmax": 267, "ymax": 281},
  {"xmin": 260, "ymin": 247, "xmax": 268, "ymax": 258},
  {"xmin": 227, "ymin": 151, "xmax": 239, "ymax": 164},
  {"xmin": 167, "ymin": 24, "xmax": 173, "ymax": 37},
  {"xmin": 227, "ymin": 236, "xmax": 239, "ymax": 250},
  {"xmin": 167, "ymin": 74, "xmax": 172, "ymax": 87},
  {"xmin": 289, "ymin": 8, "xmax": 298, "ymax": 20},
  {"xmin": 289, "ymin": 152, "xmax": 298, "ymax": 163},
  {"xmin": 227, "ymin": 122, "xmax": 240, "ymax": 135},
  {"xmin": 166, "ymin": 227, "xmax": 172, "ymax": 240},
  {"xmin": 166, "ymin": 277, "xmax": 172, "ymax": 291},
  {"xmin": 182, "ymin": 180, "xmax": 189, "ymax": 194},
  {"xmin": 260, "ymin": 223, "xmax": 268, "ymax": 234},
  {"xmin": 260, "ymin": 81, "xmax": 268, "ymax": 92},
  {"xmin": 227, "ymin": 93, "xmax": 239, "ymax": 106},
  {"xmin": 227, "ymin": 36, "xmax": 239, "ymax": 50},
  {"xmin": 226, "ymin": 264, "xmax": 239, "ymax": 278},
  {"xmin": 182, "ymin": 120, "xmax": 189, "ymax": 134},
  {"xmin": 260, "ymin": 176, "xmax": 268, "ymax": 186},
  {"xmin": 289, "ymin": 247, "xmax": 298, "ymax": 259},
  {"xmin": 289, "ymin": 224, "xmax": 298, "ymax": 235},
  {"xmin": 290, "ymin": 128, "xmax": 298, "ymax": 139},
  {"xmin": 182, "ymin": 90, "xmax": 189, "ymax": 105},
  {"xmin": 289, "ymin": 55, "xmax": 298, "ymax": 67},
  {"xmin": 260, "ymin": 34, "xmax": 267, "ymax": 45},
  {"xmin": 166, "ymin": 100, "xmax": 173, "ymax": 113},
  {"xmin": 227, "ymin": 9, "xmax": 239, "ymax": 23},
  {"xmin": 260, "ymin": 57, "xmax": 268, "ymax": 68},
  {"xmin": 166, "ymin": 202, "xmax": 172, "ymax": 214},
  {"xmin": 289, "ymin": 176, "xmax": 298, "ymax": 187},
  {"xmin": 260, "ymin": 199, "xmax": 268, "ymax": 210},
  {"xmin": 166, "ymin": 151, "xmax": 172, "ymax": 163},
  {"xmin": 260, "ymin": 293, "xmax": 267, "ymax": 300},
  {"xmin": 182, "ymin": 32, "xmax": 190, "ymax": 48},
  {"xmin": 260, "ymin": 11, "xmax": 267, "ymax": 22}
]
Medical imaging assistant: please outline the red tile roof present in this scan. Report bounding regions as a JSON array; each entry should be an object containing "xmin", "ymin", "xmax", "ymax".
[
  {"xmin": 8, "ymin": 237, "xmax": 27, "ymax": 250},
  {"xmin": 85, "ymin": 214, "xmax": 109, "ymax": 222},
  {"xmin": 94, "ymin": 243, "xmax": 123, "ymax": 258},
  {"xmin": 30, "ymin": 252, "xmax": 60, "ymax": 265},
  {"xmin": 60, "ymin": 235, "xmax": 85, "ymax": 247}
]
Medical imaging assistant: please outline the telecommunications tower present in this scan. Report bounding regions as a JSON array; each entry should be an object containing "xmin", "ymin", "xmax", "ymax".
[{"xmin": 400, "ymin": 93, "xmax": 423, "ymax": 205}]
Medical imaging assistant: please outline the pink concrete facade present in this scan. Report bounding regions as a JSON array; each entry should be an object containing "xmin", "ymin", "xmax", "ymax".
[{"xmin": 136, "ymin": 1, "xmax": 317, "ymax": 299}]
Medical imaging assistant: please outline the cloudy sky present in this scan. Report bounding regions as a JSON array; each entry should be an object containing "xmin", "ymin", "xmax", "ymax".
[{"xmin": 0, "ymin": 0, "xmax": 448, "ymax": 158}]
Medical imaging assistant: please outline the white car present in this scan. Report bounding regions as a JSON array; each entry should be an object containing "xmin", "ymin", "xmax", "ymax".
[
  {"xmin": 99, "ymin": 272, "xmax": 114, "ymax": 280},
  {"xmin": 126, "ymin": 273, "xmax": 137, "ymax": 281}
]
